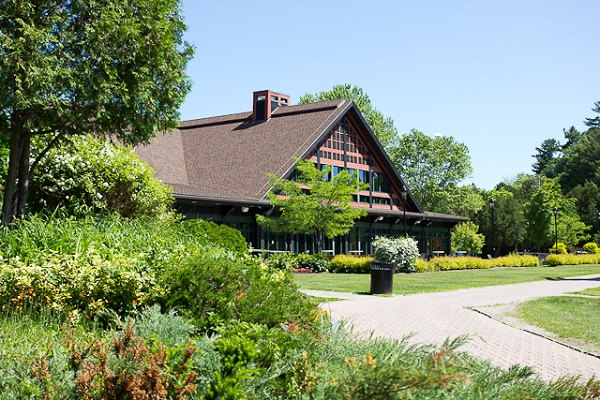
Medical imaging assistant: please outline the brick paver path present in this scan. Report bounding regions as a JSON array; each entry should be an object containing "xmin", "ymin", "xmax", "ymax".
[{"xmin": 303, "ymin": 274, "xmax": 600, "ymax": 382}]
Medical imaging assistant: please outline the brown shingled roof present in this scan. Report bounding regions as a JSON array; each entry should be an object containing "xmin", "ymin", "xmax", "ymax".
[{"xmin": 135, "ymin": 99, "xmax": 351, "ymax": 202}]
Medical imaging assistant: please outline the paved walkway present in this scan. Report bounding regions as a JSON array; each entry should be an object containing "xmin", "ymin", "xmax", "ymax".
[{"xmin": 302, "ymin": 274, "xmax": 600, "ymax": 382}]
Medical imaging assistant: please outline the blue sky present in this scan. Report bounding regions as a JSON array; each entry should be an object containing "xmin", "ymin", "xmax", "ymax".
[{"xmin": 178, "ymin": 1, "xmax": 600, "ymax": 190}]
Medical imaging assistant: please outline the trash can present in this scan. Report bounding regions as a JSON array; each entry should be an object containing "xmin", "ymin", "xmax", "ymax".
[{"xmin": 370, "ymin": 261, "xmax": 395, "ymax": 294}]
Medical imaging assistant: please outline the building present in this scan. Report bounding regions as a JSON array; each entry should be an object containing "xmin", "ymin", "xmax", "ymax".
[{"xmin": 134, "ymin": 90, "xmax": 468, "ymax": 257}]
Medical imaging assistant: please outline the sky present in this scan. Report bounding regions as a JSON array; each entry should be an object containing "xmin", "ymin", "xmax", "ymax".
[{"xmin": 178, "ymin": 1, "xmax": 600, "ymax": 190}]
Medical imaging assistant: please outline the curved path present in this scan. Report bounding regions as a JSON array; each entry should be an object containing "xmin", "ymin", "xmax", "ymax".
[{"xmin": 303, "ymin": 274, "xmax": 600, "ymax": 382}]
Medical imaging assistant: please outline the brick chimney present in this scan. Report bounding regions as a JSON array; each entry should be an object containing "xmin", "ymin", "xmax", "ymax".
[{"xmin": 252, "ymin": 90, "xmax": 290, "ymax": 122}]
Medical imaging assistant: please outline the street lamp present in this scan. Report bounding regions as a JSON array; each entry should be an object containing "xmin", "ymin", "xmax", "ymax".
[
  {"xmin": 553, "ymin": 207, "xmax": 558, "ymax": 254},
  {"xmin": 489, "ymin": 198, "xmax": 495, "ymax": 257},
  {"xmin": 525, "ymin": 221, "xmax": 529, "ymax": 253},
  {"xmin": 401, "ymin": 185, "xmax": 407, "ymax": 236}
]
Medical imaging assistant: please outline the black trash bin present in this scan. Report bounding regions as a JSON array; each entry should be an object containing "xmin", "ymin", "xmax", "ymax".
[{"xmin": 370, "ymin": 261, "xmax": 395, "ymax": 294}]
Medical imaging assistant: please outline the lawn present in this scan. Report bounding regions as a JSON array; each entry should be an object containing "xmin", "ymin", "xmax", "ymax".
[
  {"xmin": 295, "ymin": 264, "xmax": 600, "ymax": 295},
  {"xmin": 515, "ymin": 295, "xmax": 600, "ymax": 347}
]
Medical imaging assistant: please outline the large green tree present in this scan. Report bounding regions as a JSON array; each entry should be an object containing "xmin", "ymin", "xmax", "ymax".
[
  {"xmin": 389, "ymin": 129, "xmax": 476, "ymax": 215},
  {"xmin": 299, "ymin": 84, "xmax": 398, "ymax": 149},
  {"xmin": 0, "ymin": 0, "xmax": 193, "ymax": 225},
  {"xmin": 524, "ymin": 177, "xmax": 590, "ymax": 250},
  {"xmin": 256, "ymin": 159, "xmax": 368, "ymax": 253}
]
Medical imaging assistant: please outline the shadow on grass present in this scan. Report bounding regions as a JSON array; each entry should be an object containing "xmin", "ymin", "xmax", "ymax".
[{"xmin": 545, "ymin": 276, "xmax": 600, "ymax": 281}]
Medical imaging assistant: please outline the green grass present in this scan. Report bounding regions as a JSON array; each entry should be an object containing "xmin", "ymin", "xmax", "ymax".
[
  {"xmin": 295, "ymin": 264, "xmax": 600, "ymax": 294},
  {"xmin": 515, "ymin": 296, "xmax": 600, "ymax": 347},
  {"xmin": 575, "ymin": 286, "xmax": 600, "ymax": 296}
]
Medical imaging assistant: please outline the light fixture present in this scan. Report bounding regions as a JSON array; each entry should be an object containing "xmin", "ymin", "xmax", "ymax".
[
  {"xmin": 375, "ymin": 216, "xmax": 384, "ymax": 222},
  {"xmin": 241, "ymin": 206, "xmax": 249, "ymax": 213}
]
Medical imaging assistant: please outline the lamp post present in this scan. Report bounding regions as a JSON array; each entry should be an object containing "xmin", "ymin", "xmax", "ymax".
[
  {"xmin": 553, "ymin": 207, "xmax": 558, "ymax": 254},
  {"xmin": 525, "ymin": 221, "xmax": 529, "ymax": 253},
  {"xmin": 489, "ymin": 198, "xmax": 495, "ymax": 257},
  {"xmin": 401, "ymin": 185, "xmax": 407, "ymax": 236}
]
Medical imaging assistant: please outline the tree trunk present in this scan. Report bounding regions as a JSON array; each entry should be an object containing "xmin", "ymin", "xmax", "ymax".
[
  {"xmin": 1, "ymin": 114, "xmax": 28, "ymax": 226},
  {"xmin": 313, "ymin": 229, "xmax": 324, "ymax": 254},
  {"xmin": 16, "ymin": 129, "xmax": 31, "ymax": 219}
]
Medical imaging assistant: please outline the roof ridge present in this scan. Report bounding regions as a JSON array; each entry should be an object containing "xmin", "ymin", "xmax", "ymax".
[{"xmin": 178, "ymin": 99, "xmax": 347, "ymax": 130}]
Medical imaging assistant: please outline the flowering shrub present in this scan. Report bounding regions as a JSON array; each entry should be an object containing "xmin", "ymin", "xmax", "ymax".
[
  {"xmin": 28, "ymin": 135, "xmax": 173, "ymax": 217},
  {"xmin": 373, "ymin": 236, "xmax": 419, "ymax": 272},
  {"xmin": 0, "ymin": 250, "xmax": 157, "ymax": 317}
]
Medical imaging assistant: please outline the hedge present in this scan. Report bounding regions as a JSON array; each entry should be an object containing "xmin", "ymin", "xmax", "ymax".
[{"xmin": 545, "ymin": 253, "xmax": 600, "ymax": 267}]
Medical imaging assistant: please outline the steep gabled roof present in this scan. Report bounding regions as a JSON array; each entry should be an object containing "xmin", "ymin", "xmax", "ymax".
[{"xmin": 135, "ymin": 99, "xmax": 352, "ymax": 201}]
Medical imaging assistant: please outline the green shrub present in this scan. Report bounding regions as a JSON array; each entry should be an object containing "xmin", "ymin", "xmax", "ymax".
[
  {"xmin": 426, "ymin": 255, "xmax": 539, "ymax": 271},
  {"xmin": 0, "ymin": 250, "xmax": 157, "ymax": 318},
  {"xmin": 414, "ymin": 258, "xmax": 434, "ymax": 272},
  {"xmin": 546, "ymin": 253, "xmax": 600, "ymax": 267},
  {"xmin": 551, "ymin": 242, "xmax": 568, "ymax": 254},
  {"xmin": 179, "ymin": 218, "xmax": 248, "ymax": 255},
  {"xmin": 490, "ymin": 254, "xmax": 539, "ymax": 268},
  {"xmin": 583, "ymin": 242, "xmax": 600, "ymax": 254},
  {"xmin": 329, "ymin": 255, "xmax": 373, "ymax": 273},
  {"xmin": 266, "ymin": 252, "xmax": 329, "ymax": 273},
  {"xmin": 29, "ymin": 135, "xmax": 173, "ymax": 218},
  {"xmin": 159, "ymin": 251, "xmax": 318, "ymax": 332}
]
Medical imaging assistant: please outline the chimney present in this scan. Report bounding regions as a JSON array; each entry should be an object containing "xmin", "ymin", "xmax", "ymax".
[{"xmin": 252, "ymin": 90, "xmax": 290, "ymax": 122}]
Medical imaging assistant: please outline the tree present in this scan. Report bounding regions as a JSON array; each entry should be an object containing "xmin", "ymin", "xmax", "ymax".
[
  {"xmin": 0, "ymin": 0, "xmax": 193, "ymax": 225},
  {"xmin": 532, "ymin": 138, "xmax": 561, "ymax": 178},
  {"xmin": 28, "ymin": 135, "xmax": 173, "ymax": 217},
  {"xmin": 584, "ymin": 100, "xmax": 600, "ymax": 128},
  {"xmin": 256, "ymin": 159, "xmax": 368, "ymax": 253},
  {"xmin": 388, "ymin": 129, "xmax": 474, "ymax": 214},
  {"xmin": 451, "ymin": 222, "xmax": 485, "ymax": 255},
  {"xmin": 524, "ymin": 177, "xmax": 590, "ymax": 251},
  {"xmin": 299, "ymin": 84, "xmax": 398, "ymax": 149},
  {"xmin": 556, "ymin": 128, "xmax": 600, "ymax": 193}
]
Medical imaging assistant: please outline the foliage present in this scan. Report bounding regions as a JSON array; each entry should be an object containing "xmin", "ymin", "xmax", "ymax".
[
  {"xmin": 550, "ymin": 242, "xmax": 568, "ymax": 254},
  {"xmin": 558, "ymin": 128, "xmax": 600, "ymax": 194},
  {"xmin": 0, "ymin": 250, "xmax": 157, "ymax": 318},
  {"xmin": 522, "ymin": 177, "xmax": 590, "ymax": 250},
  {"xmin": 329, "ymin": 255, "xmax": 373, "ymax": 273},
  {"xmin": 299, "ymin": 84, "xmax": 398, "ymax": 149},
  {"xmin": 545, "ymin": 253, "xmax": 600, "ymax": 267},
  {"xmin": 0, "ymin": 212, "xmax": 248, "ymax": 318},
  {"xmin": 585, "ymin": 100, "xmax": 600, "ymax": 128},
  {"xmin": 451, "ymin": 221, "xmax": 485, "ymax": 255},
  {"xmin": 583, "ymin": 242, "xmax": 600, "ymax": 254},
  {"xmin": 158, "ymin": 251, "xmax": 318, "ymax": 332},
  {"xmin": 0, "ymin": 211, "xmax": 246, "ymax": 268},
  {"xmin": 257, "ymin": 159, "xmax": 368, "ymax": 253},
  {"xmin": 71, "ymin": 323, "xmax": 198, "ymax": 399},
  {"xmin": 28, "ymin": 135, "xmax": 173, "ymax": 218},
  {"xmin": 266, "ymin": 252, "xmax": 329, "ymax": 273},
  {"xmin": 0, "ymin": 0, "xmax": 193, "ymax": 224},
  {"xmin": 372, "ymin": 236, "xmax": 420, "ymax": 272},
  {"xmin": 532, "ymin": 138, "xmax": 562, "ymax": 178},
  {"xmin": 388, "ymin": 129, "xmax": 476, "ymax": 215},
  {"xmin": 414, "ymin": 258, "xmax": 435, "ymax": 272},
  {"xmin": 428, "ymin": 255, "xmax": 539, "ymax": 271}
]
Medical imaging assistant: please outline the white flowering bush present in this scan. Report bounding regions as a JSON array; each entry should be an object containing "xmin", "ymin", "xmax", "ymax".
[
  {"xmin": 28, "ymin": 135, "xmax": 173, "ymax": 217},
  {"xmin": 373, "ymin": 236, "xmax": 420, "ymax": 272}
]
